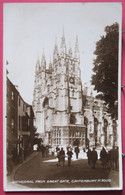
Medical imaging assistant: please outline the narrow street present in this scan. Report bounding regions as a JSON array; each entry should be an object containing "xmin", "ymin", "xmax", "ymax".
[{"xmin": 8, "ymin": 151, "xmax": 119, "ymax": 189}]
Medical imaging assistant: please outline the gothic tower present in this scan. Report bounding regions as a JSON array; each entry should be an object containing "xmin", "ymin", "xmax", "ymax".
[{"xmin": 33, "ymin": 31, "xmax": 86, "ymax": 146}]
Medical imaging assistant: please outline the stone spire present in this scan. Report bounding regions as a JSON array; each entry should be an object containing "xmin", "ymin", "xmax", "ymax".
[
  {"xmin": 74, "ymin": 35, "xmax": 80, "ymax": 60},
  {"xmin": 60, "ymin": 27, "xmax": 67, "ymax": 56},
  {"xmin": 68, "ymin": 42, "xmax": 72, "ymax": 57},
  {"xmin": 53, "ymin": 36, "xmax": 59, "ymax": 62},
  {"xmin": 35, "ymin": 56, "xmax": 40, "ymax": 73},
  {"xmin": 49, "ymin": 58, "xmax": 52, "ymax": 70},
  {"xmin": 41, "ymin": 50, "xmax": 46, "ymax": 70}
]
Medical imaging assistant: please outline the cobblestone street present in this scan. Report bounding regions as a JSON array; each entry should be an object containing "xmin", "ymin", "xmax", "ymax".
[{"xmin": 7, "ymin": 151, "xmax": 119, "ymax": 190}]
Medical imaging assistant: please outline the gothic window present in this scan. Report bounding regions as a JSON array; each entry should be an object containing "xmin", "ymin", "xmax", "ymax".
[
  {"xmin": 70, "ymin": 114, "xmax": 76, "ymax": 124},
  {"xmin": 59, "ymin": 129, "xmax": 61, "ymax": 137},
  {"xmin": 43, "ymin": 97, "xmax": 49, "ymax": 108},
  {"xmin": 48, "ymin": 133, "xmax": 51, "ymax": 144},
  {"xmin": 70, "ymin": 106, "xmax": 72, "ymax": 110},
  {"xmin": 72, "ymin": 89, "xmax": 75, "ymax": 97}
]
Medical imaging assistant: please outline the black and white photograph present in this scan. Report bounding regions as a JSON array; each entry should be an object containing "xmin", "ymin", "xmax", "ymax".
[{"xmin": 3, "ymin": 2, "xmax": 122, "ymax": 191}]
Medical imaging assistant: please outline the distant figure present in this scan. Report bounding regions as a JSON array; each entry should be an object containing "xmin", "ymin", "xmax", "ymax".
[
  {"xmin": 74, "ymin": 146, "xmax": 80, "ymax": 159},
  {"xmin": 56, "ymin": 148, "xmax": 61, "ymax": 166},
  {"xmin": 115, "ymin": 147, "xmax": 119, "ymax": 169},
  {"xmin": 59, "ymin": 147, "xmax": 65, "ymax": 166},
  {"xmin": 91, "ymin": 148, "xmax": 98, "ymax": 169},
  {"xmin": 41, "ymin": 145, "xmax": 45, "ymax": 157},
  {"xmin": 67, "ymin": 148, "xmax": 73, "ymax": 167},
  {"xmin": 87, "ymin": 149, "xmax": 92, "ymax": 166},
  {"xmin": 110, "ymin": 146, "xmax": 119, "ymax": 169},
  {"xmin": 45, "ymin": 145, "xmax": 49, "ymax": 157},
  {"xmin": 83, "ymin": 147, "xmax": 86, "ymax": 153},
  {"xmin": 100, "ymin": 147, "xmax": 108, "ymax": 169}
]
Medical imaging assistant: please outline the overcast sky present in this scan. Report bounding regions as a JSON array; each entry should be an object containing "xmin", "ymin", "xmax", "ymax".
[{"xmin": 4, "ymin": 3, "xmax": 122, "ymax": 104}]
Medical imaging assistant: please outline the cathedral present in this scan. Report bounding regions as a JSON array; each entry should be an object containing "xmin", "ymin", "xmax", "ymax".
[{"xmin": 32, "ymin": 31, "xmax": 117, "ymax": 149}]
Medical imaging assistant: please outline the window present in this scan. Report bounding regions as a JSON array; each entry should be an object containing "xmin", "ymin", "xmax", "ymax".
[
  {"xmin": 70, "ymin": 114, "xmax": 76, "ymax": 124},
  {"xmin": 11, "ymin": 91, "xmax": 14, "ymax": 100},
  {"xmin": 11, "ymin": 118, "xmax": 14, "ymax": 133},
  {"xmin": 72, "ymin": 89, "xmax": 75, "ymax": 97},
  {"xmin": 70, "ymin": 106, "xmax": 72, "ymax": 110},
  {"xmin": 11, "ymin": 118, "xmax": 14, "ymax": 128}
]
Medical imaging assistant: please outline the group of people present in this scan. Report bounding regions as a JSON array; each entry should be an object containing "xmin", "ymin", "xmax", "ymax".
[
  {"xmin": 87, "ymin": 146, "xmax": 119, "ymax": 170},
  {"xmin": 56, "ymin": 146, "xmax": 74, "ymax": 167},
  {"xmin": 100, "ymin": 146, "xmax": 118, "ymax": 169},
  {"xmin": 39, "ymin": 144, "xmax": 119, "ymax": 170},
  {"xmin": 56, "ymin": 145, "xmax": 84, "ymax": 167},
  {"xmin": 40, "ymin": 145, "xmax": 50, "ymax": 158}
]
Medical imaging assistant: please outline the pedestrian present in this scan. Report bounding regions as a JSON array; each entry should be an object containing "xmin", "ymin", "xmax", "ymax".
[
  {"xmin": 41, "ymin": 145, "xmax": 45, "ymax": 157},
  {"xmin": 59, "ymin": 147, "xmax": 65, "ymax": 166},
  {"xmin": 114, "ymin": 147, "xmax": 119, "ymax": 169},
  {"xmin": 91, "ymin": 148, "xmax": 98, "ymax": 169},
  {"xmin": 107, "ymin": 150, "xmax": 112, "ymax": 168},
  {"xmin": 87, "ymin": 148, "xmax": 92, "ymax": 166},
  {"xmin": 100, "ymin": 147, "xmax": 108, "ymax": 169},
  {"xmin": 74, "ymin": 146, "xmax": 80, "ymax": 159},
  {"xmin": 67, "ymin": 148, "xmax": 73, "ymax": 167},
  {"xmin": 45, "ymin": 145, "xmax": 49, "ymax": 157},
  {"xmin": 56, "ymin": 148, "xmax": 61, "ymax": 166},
  {"xmin": 110, "ymin": 146, "xmax": 118, "ymax": 170}
]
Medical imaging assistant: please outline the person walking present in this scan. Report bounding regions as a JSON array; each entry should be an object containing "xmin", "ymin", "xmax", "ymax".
[
  {"xmin": 91, "ymin": 148, "xmax": 98, "ymax": 169},
  {"xmin": 56, "ymin": 148, "xmax": 61, "ymax": 166},
  {"xmin": 100, "ymin": 147, "xmax": 108, "ymax": 169},
  {"xmin": 87, "ymin": 148, "xmax": 92, "ymax": 166},
  {"xmin": 67, "ymin": 148, "xmax": 73, "ymax": 167},
  {"xmin": 110, "ymin": 146, "xmax": 119, "ymax": 170},
  {"xmin": 41, "ymin": 145, "xmax": 45, "ymax": 158},
  {"xmin": 74, "ymin": 146, "xmax": 80, "ymax": 159},
  {"xmin": 59, "ymin": 147, "xmax": 65, "ymax": 166}
]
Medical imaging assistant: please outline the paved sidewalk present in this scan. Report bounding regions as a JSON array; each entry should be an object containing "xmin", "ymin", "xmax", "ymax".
[{"xmin": 7, "ymin": 151, "xmax": 39, "ymax": 184}]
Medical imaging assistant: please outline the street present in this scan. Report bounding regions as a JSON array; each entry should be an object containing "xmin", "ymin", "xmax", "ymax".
[{"xmin": 8, "ymin": 151, "xmax": 119, "ymax": 190}]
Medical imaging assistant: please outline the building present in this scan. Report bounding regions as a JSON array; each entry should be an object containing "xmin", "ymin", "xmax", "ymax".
[
  {"xmin": 6, "ymin": 78, "xmax": 35, "ymax": 165},
  {"xmin": 32, "ymin": 32, "xmax": 117, "ymax": 149},
  {"xmin": 6, "ymin": 78, "xmax": 19, "ymax": 163},
  {"xmin": 83, "ymin": 88, "xmax": 115, "ymax": 148}
]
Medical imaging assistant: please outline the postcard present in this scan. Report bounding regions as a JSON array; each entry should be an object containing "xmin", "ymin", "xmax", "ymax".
[{"xmin": 3, "ymin": 2, "xmax": 122, "ymax": 191}]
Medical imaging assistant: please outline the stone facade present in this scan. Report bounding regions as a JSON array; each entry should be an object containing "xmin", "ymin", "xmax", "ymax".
[{"xmin": 32, "ymin": 32, "xmax": 117, "ymax": 149}]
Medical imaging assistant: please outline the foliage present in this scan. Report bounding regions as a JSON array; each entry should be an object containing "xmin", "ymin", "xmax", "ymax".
[{"xmin": 91, "ymin": 23, "xmax": 119, "ymax": 119}]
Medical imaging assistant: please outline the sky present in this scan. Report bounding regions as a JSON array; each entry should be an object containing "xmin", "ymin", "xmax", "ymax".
[{"xmin": 3, "ymin": 3, "xmax": 122, "ymax": 105}]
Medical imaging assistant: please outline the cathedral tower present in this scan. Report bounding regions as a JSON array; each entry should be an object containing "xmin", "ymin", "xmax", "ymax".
[{"xmin": 32, "ymin": 31, "xmax": 86, "ymax": 146}]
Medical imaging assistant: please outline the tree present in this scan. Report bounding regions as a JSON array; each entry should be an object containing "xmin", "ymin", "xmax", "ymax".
[{"xmin": 91, "ymin": 23, "xmax": 119, "ymax": 119}]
